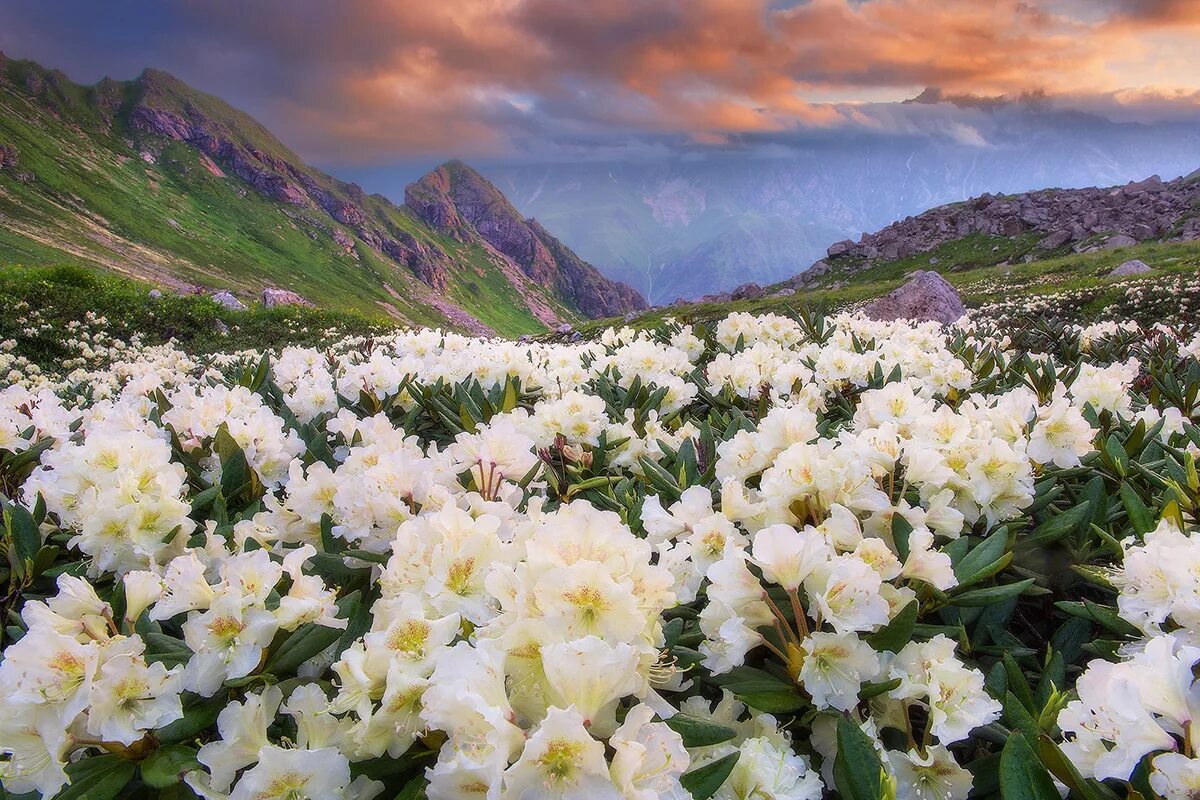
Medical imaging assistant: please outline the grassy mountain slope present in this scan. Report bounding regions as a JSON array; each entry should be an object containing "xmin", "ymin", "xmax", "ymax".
[{"xmin": 0, "ymin": 54, "xmax": 642, "ymax": 336}]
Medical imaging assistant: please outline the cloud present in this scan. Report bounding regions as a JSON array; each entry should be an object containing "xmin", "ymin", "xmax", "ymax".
[{"xmin": 2, "ymin": 0, "xmax": 1200, "ymax": 164}]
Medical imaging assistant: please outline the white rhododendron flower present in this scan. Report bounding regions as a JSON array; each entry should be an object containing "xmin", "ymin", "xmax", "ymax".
[{"xmin": 0, "ymin": 308, "xmax": 1197, "ymax": 800}]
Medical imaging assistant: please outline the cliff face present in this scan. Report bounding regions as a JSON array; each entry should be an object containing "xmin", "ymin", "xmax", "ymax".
[{"xmin": 406, "ymin": 161, "xmax": 647, "ymax": 317}]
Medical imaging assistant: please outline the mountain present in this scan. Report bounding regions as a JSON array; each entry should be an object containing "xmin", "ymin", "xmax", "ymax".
[
  {"xmin": 794, "ymin": 170, "xmax": 1200, "ymax": 287},
  {"xmin": 605, "ymin": 168, "xmax": 1200, "ymax": 334},
  {"xmin": 0, "ymin": 53, "xmax": 643, "ymax": 336},
  {"xmin": 485, "ymin": 108, "xmax": 1200, "ymax": 303}
]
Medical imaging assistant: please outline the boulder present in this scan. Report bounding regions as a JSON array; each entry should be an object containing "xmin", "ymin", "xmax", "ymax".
[
  {"xmin": 862, "ymin": 271, "xmax": 965, "ymax": 325},
  {"xmin": 731, "ymin": 282, "xmax": 764, "ymax": 301},
  {"xmin": 1038, "ymin": 230, "xmax": 1072, "ymax": 250},
  {"xmin": 1123, "ymin": 175, "xmax": 1165, "ymax": 195},
  {"xmin": 555, "ymin": 323, "xmax": 573, "ymax": 334},
  {"xmin": 773, "ymin": 288, "xmax": 796, "ymax": 297},
  {"xmin": 210, "ymin": 290, "xmax": 246, "ymax": 311},
  {"xmin": 826, "ymin": 239, "xmax": 855, "ymax": 257},
  {"xmin": 260, "ymin": 288, "xmax": 312, "ymax": 308},
  {"xmin": 1108, "ymin": 259, "xmax": 1152, "ymax": 277},
  {"xmin": 1101, "ymin": 234, "xmax": 1138, "ymax": 250},
  {"xmin": 148, "ymin": 289, "xmax": 163, "ymax": 299}
]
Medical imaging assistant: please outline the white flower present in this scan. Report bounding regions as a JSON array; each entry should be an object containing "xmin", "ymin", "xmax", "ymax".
[
  {"xmin": 805, "ymin": 555, "xmax": 890, "ymax": 635},
  {"xmin": 541, "ymin": 637, "xmax": 642, "ymax": 735},
  {"xmin": 226, "ymin": 745, "xmax": 352, "ymax": 800},
  {"xmin": 798, "ymin": 632, "xmax": 881, "ymax": 712},
  {"xmin": 86, "ymin": 639, "xmax": 184, "ymax": 745},
  {"xmin": 609, "ymin": 704, "xmax": 691, "ymax": 800},
  {"xmin": 1151, "ymin": 753, "xmax": 1200, "ymax": 800},
  {"xmin": 891, "ymin": 746, "xmax": 973, "ymax": 800},
  {"xmin": 751, "ymin": 524, "xmax": 831, "ymax": 590},
  {"xmin": 502, "ymin": 706, "xmax": 622, "ymax": 799},
  {"xmin": 196, "ymin": 686, "xmax": 283, "ymax": 792}
]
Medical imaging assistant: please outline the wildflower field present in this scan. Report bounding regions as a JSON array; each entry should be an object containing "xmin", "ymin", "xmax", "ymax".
[{"xmin": 2, "ymin": 308, "xmax": 1200, "ymax": 800}]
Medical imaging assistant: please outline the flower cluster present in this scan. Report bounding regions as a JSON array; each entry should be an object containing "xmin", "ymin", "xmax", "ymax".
[{"xmin": 0, "ymin": 309, "xmax": 1198, "ymax": 800}]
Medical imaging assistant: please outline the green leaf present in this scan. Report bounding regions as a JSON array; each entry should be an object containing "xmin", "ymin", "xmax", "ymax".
[
  {"xmin": 4, "ymin": 503, "xmax": 42, "ymax": 579},
  {"xmin": 892, "ymin": 513, "xmax": 914, "ymax": 563},
  {"xmin": 999, "ymin": 733, "xmax": 1059, "ymax": 800},
  {"xmin": 1118, "ymin": 482, "xmax": 1154, "ymax": 535},
  {"xmin": 680, "ymin": 752, "xmax": 739, "ymax": 800},
  {"xmin": 1024, "ymin": 503, "xmax": 1091, "ymax": 546},
  {"xmin": 949, "ymin": 578, "xmax": 1035, "ymax": 607},
  {"xmin": 953, "ymin": 527, "xmax": 1009, "ymax": 582},
  {"xmin": 865, "ymin": 601, "xmax": 917, "ymax": 653},
  {"xmin": 393, "ymin": 775, "xmax": 429, "ymax": 800},
  {"xmin": 266, "ymin": 591, "xmax": 360, "ymax": 674},
  {"xmin": 156, "ymin": 694, "xmax": 225, "ymax": 744},
  {"xmin": 664, "ymin": 714, "xmax": 738, "ymax": 748},
  {"xmin": 858, "ymin": 677, "xmax": 902, "ymax": 700},
  {"xmin": 1004, "ymin": 691, "xmax": 1040, "ymax": 744},
  {"xmin": 141, "ymin": 744, "xmax": 201, "ymax": 788},
  {"xmin": 53, "ymin": 755, "xmax": 137, "ymax": 800},
  {"xmin": 834, "ymin": 714, "xmax": 883, "ymax": 800}
]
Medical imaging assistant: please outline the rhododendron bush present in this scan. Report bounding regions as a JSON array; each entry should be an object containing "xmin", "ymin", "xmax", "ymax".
[{"xmin": 1, "ymin": 311, "xmax": 1199, "ymax": 800}]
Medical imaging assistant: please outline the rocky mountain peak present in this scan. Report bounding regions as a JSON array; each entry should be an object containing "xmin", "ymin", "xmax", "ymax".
[{"xmin": 407, "ymin": 161, "xmax": 647, "ymax": 317}]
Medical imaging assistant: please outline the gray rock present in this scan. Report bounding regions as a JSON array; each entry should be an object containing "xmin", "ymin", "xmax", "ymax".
[
  {"xmin": 214, "ymin": 319, "xmax": 230, "ymax": 336},
  {"xmin": 862, "ymin": 271, "xmax": 965, "ymax": 325},
  {"xmin": 827, "ymin": 239, "xmax": 855, "ymax": 257},
  {"xmin": 555, "ymin": 323, "xmax": 574, "ymax": 334},
  {"xmin": 1124, "ymin": 175, "xmax": 1165, "ymax": 195},
  {"xmin": 624, "ymin": 311, "xmax": 639, "ymax": 322},
  {"xmin": 148, "ymin": 289, "xmax": 163, "ymax": 299},
  {"xmin": 210, "ymin": 290, "xmax": 246, "ymax": 311},
  {"xmin": 1038, "ymin": 230, "xmax": 1072, "ymax": 250},
  {"xmin": 773, "ymin": 288, "xmax": 796, "ymax": 297},
  {"xmin": 731, "ymin": 282, "xmax": 764, "ymax": 301},
  {"xmin": 261, "ymin": 288, "xmax": 312, "ymax": 308},
  {"xmin": 1101, "ymin": 234, "xmax": 1139, "ymax": 250},
  {"xmin": 1108, "ymin": 259, "xmax": 1152, "ymax": 277}
]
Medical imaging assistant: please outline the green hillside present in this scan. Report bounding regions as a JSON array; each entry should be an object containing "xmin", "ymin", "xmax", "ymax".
[
  {"xmin": 0, "ymin": 55, "xmax": 643, "ymax": 337},
  {"xmin": 579, "ymin": 236, "xmax": 1200, "ymax": 334}
]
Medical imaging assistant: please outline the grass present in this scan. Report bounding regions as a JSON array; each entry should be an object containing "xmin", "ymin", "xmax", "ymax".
[
  {"xmin": 574, "ymin": 237, "xmax": 1200, "ymax": 335},
  {"xmin": 0, "ymin": 57, "xmax": 571, "ymax": 337},
  {"xmin": 0, "ymin": 264, "xmax": 388, "ymax": 373}
]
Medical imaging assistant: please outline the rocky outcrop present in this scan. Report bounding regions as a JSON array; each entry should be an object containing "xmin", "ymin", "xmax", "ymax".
[
  {"xmin": 1109, "ymin": 259, "xmax": 1152, "ymax": 277},
  {"xmin": 862, "ymin": 271, "xmax": 965, "ymax": 325},
  {"xmin": 798, "ymin": 171, "xmax": 1200, "ymax": 281},
  {"xmin": 731, "ymin": 282, "xmax": 764, "ymax": 301},
  {"xmin": 261, "ymin": 288, "xmax": 313, "ymax": 308},
  {"xmin": 407, "ymin": 161, "xmax": 647, "ymax": 317},
  {"xmin": 210, "ymin": 290, "xmax": 246, "ymax": 310},
  {"xmin": 381, "ymin": 232, "xmax": 451, "ymax": 292}
]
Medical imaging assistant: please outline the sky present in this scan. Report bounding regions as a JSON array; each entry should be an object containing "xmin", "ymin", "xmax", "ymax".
[{"xmin": 4, "ymin": 0, "xmax": 1200, "ymax": 170}]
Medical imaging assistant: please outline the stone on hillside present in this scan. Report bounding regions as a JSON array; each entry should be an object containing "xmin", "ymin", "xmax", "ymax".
[
  {"xmin": 731, "ymin": 282, "xmax": 764, "ymax": 301},
  {"xmin": 1038, "ymin": 230, "xmax": 1072, "ymax": 249},
  {"xmin": 148, "ymin": 289, "xmax": 163, "ymax": 299},
  {"xmin": 1101, "ymin": 234, "xmax": 1138, "ymax": 250},
  {"xmin": 827, "ymin": 239, "xmax": 855, "ymax": 257},
  {"xmin": 210, "ymin": 290, "xmax": 246, "ymax": 310},
  {"xmin": 773, "ymin": 288, "xmax": 796, "ymax": 297},
  {"xmin": 1124, "ymin": 175, "xmax": 1165, "ymax": 195},
  {"xmin": 261, "ymin": 288, "xmax": 312, "ymax": 308},
  {"xmin": 555, "ymin": 323, "xmax": 573, "ymax": 334},
  {"xmin": 624, "ymin": 311, "xmax": 638, "ymax": 322},
  {"xmin": 862, "ymin": 270, "xmax": 965, "ymax": 325},
  {"xmin": 1108, "ymin": 259, "xmax": 1152, "ymax": 277}
]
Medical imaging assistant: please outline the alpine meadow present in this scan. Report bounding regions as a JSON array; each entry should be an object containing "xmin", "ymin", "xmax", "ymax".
[{"xmin": 3, "ymin": 3, "xmax": 1200, "ymax": 800}]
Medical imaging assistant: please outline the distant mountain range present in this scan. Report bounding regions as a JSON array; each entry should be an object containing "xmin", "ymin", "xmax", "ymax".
[
  {"xmin": 0, "ymin": 53, "xmax": 643, "ymax": 336},
  {"xmin": 486, "ymin": 107, "xmax": 1200, "ymax": 303}
]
